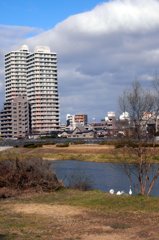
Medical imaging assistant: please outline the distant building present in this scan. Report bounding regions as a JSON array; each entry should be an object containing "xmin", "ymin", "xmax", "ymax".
[
  {"xmin": 119, "ymin": 112, "xmax": 130, "ymax": 121},
  {"xmin": 66, "ymin": 114, "xmax": 74, "ymax": 127},
  {"xmin": 27, "ymin": 46, "xmax": 59, "ymax": 134},
  {"xmin": 0, "ymin": 45, "xmax": 60, "ymax": 138},
  {"xmin": 105, "ymin": 112, "xmax": 116, "ymax": 128},
  {"xmin": 69, "ymin": 125, "xmax": 95, "ymax": 138},
  {"xmin": 5, "ymin": 45, "xmax": 29, "ymax": 102},
  {"xmin": 74, "ymin": 114, "xmax": 88, "ymax": 126},
  {"xmin": 66, "ymin": 113, "xmax": 88, "ymax": 130},
  {"xmin": 59, "ymin": 125, "xmax": 95, "ymax": 139},
  {"xmin": 0, "ymin": 96, "xmax": 29, "ymax": 139}
]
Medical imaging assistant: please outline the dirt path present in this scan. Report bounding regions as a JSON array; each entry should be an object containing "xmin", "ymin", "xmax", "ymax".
[{"xmin": 6, "ymin": 203, "xmax": 159, "ymax": 240}]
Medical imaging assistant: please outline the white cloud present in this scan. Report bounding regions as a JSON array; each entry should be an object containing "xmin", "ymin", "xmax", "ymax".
[
  {"xmin": 57, "ymin": 0, "xmax": 159, "ymax": 34},
  {"xmin": 1, "ymin": 0, "xmax": 159, "ymax": 122},
  {"xmin": 0, "ymin": 24, "xmax": 42, "ymax": 52}
]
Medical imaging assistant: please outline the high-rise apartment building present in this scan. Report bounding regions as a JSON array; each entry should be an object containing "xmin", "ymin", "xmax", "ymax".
[
  {"xmin": 27, "ymin": 46, "xmax": 59, "ymax": 134},
  {"xmin": 0, "ymin": 45, "xmax": 59, "ymax": 138},
  {"xmin": 5, "ymin": 45, "xmax": 29, "ymax": 102}
]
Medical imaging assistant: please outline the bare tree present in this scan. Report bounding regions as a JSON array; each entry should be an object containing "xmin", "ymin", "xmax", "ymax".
[{"xmin": 119, "ymin": 80, "xmax": 159, "ymax": 195}]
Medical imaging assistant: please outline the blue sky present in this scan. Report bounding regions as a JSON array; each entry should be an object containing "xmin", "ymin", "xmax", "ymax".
[
  {"xmin": 0, "ymin": 0, "xmax": 105, "ymax": 29},
  {"xmin": 0, "ymin": 0, "xmax": 159, "ymax": 123}
]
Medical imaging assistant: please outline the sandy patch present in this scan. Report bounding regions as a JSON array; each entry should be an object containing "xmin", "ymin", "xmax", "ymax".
[
  {"xmin": 11, "ymin": 203, "xmax": 84, "ymax": 217},
  {"xmin": 82, "ymin": 234, "xmax": 125, "ymax": 240}
]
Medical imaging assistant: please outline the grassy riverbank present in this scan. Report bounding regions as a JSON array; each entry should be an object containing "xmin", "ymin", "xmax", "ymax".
[
  {"xmin": 1, "ymin": 143, "xmax": 159, "ymax": 163},
  {"xmin": 1, "ymin": 144, "xmax": 159, "ymax": 239},
  {"xmin": 1, "ymin": 189, "xmax": 159, "ymax": 240}
]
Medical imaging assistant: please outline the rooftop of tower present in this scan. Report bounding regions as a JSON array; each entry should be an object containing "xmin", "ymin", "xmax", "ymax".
[
  {"xmin": 19, "ymin": 45, "xmax": 29, "ymax": 52},
  {"xmin": 34, "ymin": 46, "xmax": 51, "ymax": 53}
]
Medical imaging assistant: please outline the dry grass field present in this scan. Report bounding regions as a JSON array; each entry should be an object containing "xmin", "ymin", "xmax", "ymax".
[
  {"xmin": 0, "ymin": 144, "xmax": 117, "ymax": 163},
  {"xmin": 1, "ymin": 190, "xmax": 159, "ymax": 240}
]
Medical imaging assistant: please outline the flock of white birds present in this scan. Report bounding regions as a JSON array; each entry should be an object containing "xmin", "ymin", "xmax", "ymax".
[{"xmin": 109, "ymin": 187, "xmax": 132, "ymax": 195}]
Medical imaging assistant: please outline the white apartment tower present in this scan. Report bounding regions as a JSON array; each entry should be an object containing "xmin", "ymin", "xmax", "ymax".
[
  {"xmin": 1, "ymin": 45, "xmax": 59, "ymax": 138},
  {"xmin": 5, "ymin": 45, "xmax": 29, "ymax": 101},
  {"xmin": 27, "ymin": 46, "xmax": 59, "ymax": 134}
]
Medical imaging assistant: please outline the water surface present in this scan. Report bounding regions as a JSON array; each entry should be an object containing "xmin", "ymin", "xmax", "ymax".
[{"xmin": 51, "ymin": 160, "xmax": 159, "ymax": 196}]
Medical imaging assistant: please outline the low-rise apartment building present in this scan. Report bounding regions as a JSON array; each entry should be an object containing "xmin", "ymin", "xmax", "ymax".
[{"xmin": 0, "ymin": 96, "xmax": 29, "ymax": 139}]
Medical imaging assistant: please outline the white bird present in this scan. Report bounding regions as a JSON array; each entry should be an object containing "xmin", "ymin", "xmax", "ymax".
[
  {"xmin": 129, "ymin": 186, "xmax": 132, "ymax": 195},
  {"xmin": 116, "ymin": 191, "xmax": 122, "ymax": 195},
  {"xmin": 109, "ymin": 189, "xmax": 115, "ymax": 194},
  {"xmin": 116, "ymin": 190, "xmax": 125, "ymax": 195}
]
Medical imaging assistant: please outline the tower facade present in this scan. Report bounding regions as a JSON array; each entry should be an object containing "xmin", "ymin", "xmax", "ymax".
[
  {"xmin": 5, "ymin": 45, "xmax": 29, "ymax": 102},
  {"xmin": 27, "ymin": 46, "xmax": 59, "ymax": 134}
]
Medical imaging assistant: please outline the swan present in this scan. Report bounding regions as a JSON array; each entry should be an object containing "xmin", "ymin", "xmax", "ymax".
[
  {"xmin": 120, "ymin": 190, "xmax": 125, "ymax": 195},
  {"xmin": 129, "ymin": 186, "xmax": 132, "ymax": 195},
  {"xmin": 109, "ymin": 189, "xmax": 125, "ymax": 195},
  {"xmin": 116, "ymin": 191, "xmax": 122, "ymax": 195},
  {"xmin": 109, "ymin": 189, "xmax": 115, "ymax": 194},
  {"xmin": 116, "ymin": 190, "xmax": 125, "ymax": 195}
]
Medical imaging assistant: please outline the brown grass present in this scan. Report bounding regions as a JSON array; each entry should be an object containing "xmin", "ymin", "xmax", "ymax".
[
  {"xmin": 1, "ymin": 191, "xmax": 159, "ymax": 240},
  {"xmin": 4, "ymin": 143, "xmax": 159, "ymax": 163},
  {"xmin": 3, "ymin": 144, "xmax": 117, "ymax": 162}
]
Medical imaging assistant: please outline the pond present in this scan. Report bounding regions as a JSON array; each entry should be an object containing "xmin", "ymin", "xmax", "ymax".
[{"xmin": 51, "ymin": 160, "xmax": 159, "ymax": 196}]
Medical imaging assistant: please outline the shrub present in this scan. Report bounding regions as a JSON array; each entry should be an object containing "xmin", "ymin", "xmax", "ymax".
[
  {"xmin": 40, "ymin": 133, "xmax": 58, "ymax": 139},
  {"xmin": 114, "ymin": 140, "xmax": 159, "ymax": 148},
  {"xmin": 56, "ymin": 143, "xmax": 69, "ymax": 147},
  {"xmin": 23, "ymin": 143, "xmax": 43, "ymax": 148},
  {"xmin": 0, "ymin": 157, "xmax": 63, "ymax": 198}
]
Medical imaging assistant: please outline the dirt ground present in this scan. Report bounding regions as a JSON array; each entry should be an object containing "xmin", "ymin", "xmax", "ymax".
[{"xmin": 4, "ymin": 202, "xmax": 159, "ymax": 240}]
